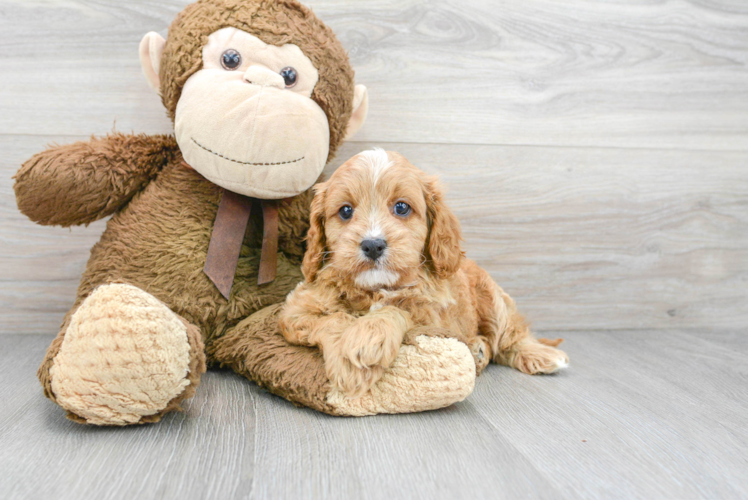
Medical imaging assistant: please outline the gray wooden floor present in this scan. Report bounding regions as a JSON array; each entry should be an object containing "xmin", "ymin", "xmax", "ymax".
[
  {"xmin": 1, "ymin": 332, "xmax": 746, "ymax": 500},
  {"xmin": 1, "ymin": 0, "xmax": 747, "ymax": 498}
]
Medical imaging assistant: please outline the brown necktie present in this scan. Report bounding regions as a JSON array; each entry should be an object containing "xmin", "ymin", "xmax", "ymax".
[
  {"xmin": 181, "ymin": 160, "xmax": 280, "ymax": 298},
  {"xmin": 198, "ymin": 182, "xmax": 279, "ymax": 300}
]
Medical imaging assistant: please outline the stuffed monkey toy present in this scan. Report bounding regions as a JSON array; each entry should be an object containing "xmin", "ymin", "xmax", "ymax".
[{"xmin": 13, "ymin": 0, "xmax": 476, "ymax": 425}]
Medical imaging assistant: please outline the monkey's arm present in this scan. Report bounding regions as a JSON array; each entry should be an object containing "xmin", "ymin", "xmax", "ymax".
[
  {"xmin": 14, "ymin": 133, "xmax": 179, "ymax": 227},
  {"xmin": 209, "ymin": 303, "xmax": 478, "ymax": 417}
]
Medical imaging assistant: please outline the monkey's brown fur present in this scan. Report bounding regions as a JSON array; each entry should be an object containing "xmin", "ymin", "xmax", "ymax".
[
  {"xmin": 160, "ymin": 0, "xmax": 354, "ymax": 163},
  {"xmin": 14, "ymin": 0, "xmax": 356, "ymax": 423}
]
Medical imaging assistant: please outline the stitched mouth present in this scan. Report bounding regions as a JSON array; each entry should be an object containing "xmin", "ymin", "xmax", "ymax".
[{"xmin": 191, "ymin": 138, "xmax": 304, "ymax": 166}]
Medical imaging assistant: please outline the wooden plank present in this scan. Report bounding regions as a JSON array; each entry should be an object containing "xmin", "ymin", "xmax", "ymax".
[
  {"xmin": 247, "ymin": 396, "xmax": 560, "ymax": 500},
  {"xmin": 3, "ymin": 136, "xmax": 746, "ymax": 333},
  {"xmin": 0, "ymin": 0, "xmax": 746, "ymax": 150},
  {"xmin": 403, "ymin": 142, "xmax": 748, "ymax": 332},
  {"xmin": 2, "ymin": 331, "xmax": 746, "ymax": 499},
  {"xmin": 0, "ymin": 135, "xmax": 106, "ymax": 334},
  {"xmin": 471, "ymin": 329, "xmax": 748, "ymax": 499},
  {"xmin": 0, "ymin": 335, "xmax": 258, "ymax": 500}
]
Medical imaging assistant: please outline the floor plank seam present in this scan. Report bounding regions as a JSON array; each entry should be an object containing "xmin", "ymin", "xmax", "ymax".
[
  {"xmin": 3, "ymin": 133, "xmax": 748, "ymax": 155},
  {"xmin": 247, "ymin": 386, "xmax": 259, "ymax": 500}
]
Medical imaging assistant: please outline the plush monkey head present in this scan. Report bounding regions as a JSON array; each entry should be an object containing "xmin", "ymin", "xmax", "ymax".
[{"xmin": 139, "ymin": 0, "xmax": 368, "ymax": 199}]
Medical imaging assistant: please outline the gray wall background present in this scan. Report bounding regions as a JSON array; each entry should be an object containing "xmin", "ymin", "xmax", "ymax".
[{"xmin": 1, "ymin": 0, "xmax": 746, "ymax": 334}]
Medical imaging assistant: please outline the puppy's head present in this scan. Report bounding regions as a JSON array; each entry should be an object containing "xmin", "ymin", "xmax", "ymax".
[{"xmin": 302, "ymin": 148, "xmax": 463, "ymax": 289}]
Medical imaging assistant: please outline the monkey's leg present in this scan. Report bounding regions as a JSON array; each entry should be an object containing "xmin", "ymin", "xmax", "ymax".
[
  {"xmin": 208, "ymin": 304, "xmax": 476, "ymax": 417},
  {"xmin": 38, "ymin": 283, "xmax": 206, "ymax": 425}
]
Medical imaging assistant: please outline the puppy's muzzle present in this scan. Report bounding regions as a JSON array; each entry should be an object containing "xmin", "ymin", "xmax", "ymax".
[{"xmin": 361, "ymin": 238, "xmax": 387, "ymax": 261}]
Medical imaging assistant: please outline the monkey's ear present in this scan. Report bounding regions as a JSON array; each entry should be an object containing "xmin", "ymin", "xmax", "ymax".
[
  {"xmin": 139, "ymin": 32, "xmax": 166, "ymax": 93},
  {"xmin": 344, "ymin": 84, "xmax": 369, "ymax": 140}
]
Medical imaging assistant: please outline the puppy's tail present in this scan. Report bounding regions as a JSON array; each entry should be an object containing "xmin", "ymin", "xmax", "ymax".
[{"xmin": 537, "ymin": 338, "xmax": 564, "ymax": 347}]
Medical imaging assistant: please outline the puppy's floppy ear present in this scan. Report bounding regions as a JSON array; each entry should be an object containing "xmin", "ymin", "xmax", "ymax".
[
  {"xmin": 302, "ymin": 181, "xmax": 329, "ymax": 282},
  {"xmin": 424, "ymin": 175, "xmax": 464, "ymax": 279}
]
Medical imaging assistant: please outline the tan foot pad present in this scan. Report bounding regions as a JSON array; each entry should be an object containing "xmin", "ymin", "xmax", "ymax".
[
  {"xmin": 326, "ymin": 336, "xmax": 476, "ymax": 416},
  {"xmin": 50, "ymin": 284, "xmax": 192, "ymax": 425}
]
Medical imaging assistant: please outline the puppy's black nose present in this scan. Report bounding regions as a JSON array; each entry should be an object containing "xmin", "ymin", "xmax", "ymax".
[{"xmin": 361, "ymin": 238, "xmax": 387, "ymax": 261}]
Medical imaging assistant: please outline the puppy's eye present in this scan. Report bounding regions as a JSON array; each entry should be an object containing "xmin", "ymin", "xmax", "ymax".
[
  {"xmin": 339, "ymin": 205, "xmax": 353, "ymax": 220},
  {"xmin": 394, "ymin": 201, "xmax": 411, "ymax": 217},
  {"xmin": 221, "ymin": 49, "xmax": 242, "ymax": 70},
  {"xmin": 280, "ymin": 67, "xmax": 297, "ymax": 88}
]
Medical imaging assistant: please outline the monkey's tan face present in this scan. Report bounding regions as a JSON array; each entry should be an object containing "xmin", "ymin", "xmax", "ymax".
[{"xmin": 174, "ymin": 28, "xmax": 330, "ymax": 199}]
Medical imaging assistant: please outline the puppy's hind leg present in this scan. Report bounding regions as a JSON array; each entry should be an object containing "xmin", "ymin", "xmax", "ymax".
[{"xmin": 469, "ymin": 263, "xmax": 568, "ymax": 375}]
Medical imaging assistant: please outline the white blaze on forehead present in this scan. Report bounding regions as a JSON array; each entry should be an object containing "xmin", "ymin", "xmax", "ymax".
[
  {"xmin": 357, "ymin": 148, "xmax": 393, "ymax": 183},
  {"xmin": 364, "ymin": 224, "xmax": 384, "ymax": 240},
  {"xmin": 355, "ymin": 268, "xmax": 399, "ymax": 290}
]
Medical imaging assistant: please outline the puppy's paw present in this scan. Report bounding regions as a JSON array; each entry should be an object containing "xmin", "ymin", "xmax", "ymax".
[
  {"xmin": 340, "ymin": 318, "xmax": 401, "ymax": 370},
  {"xmin": 469, "ymin": 337, "xmax": 492, "ymax": 375},
  {"xmin": 511, "ymin": 342, "xmax": 569, "ymax": 375},
  {"xmin": 325, "ymin": 350, "xmax": 384, "ymax": 398}
]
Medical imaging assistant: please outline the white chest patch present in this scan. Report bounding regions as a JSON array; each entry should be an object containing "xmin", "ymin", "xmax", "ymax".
[{"xmin": 355, "ymin": 268, "xmax": 399, "ymax": 290}]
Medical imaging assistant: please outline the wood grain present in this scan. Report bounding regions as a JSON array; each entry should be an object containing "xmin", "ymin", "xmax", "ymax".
[
  {"xmin": 2, "ymin": 1, "xmax": 747, "ymax": 499},
  {"xmin": 0, "ymin": 335, "xmax": 258, "ymax": 500},
  {"xmin": 1, "ymin": 332, "xmax": 746, "ymax": 499},
  {"xmin": 471, "ymin": 329, "xmax": 748, "ymax": 499},
  {"xmin": 0, "ymin": 0, "xmax": 747, "ymax": 150},
  {"xmin": 3, "ymin": 136, "xmax": 746, "ymax": 333},
  {"xmin": 1, "ymin": 0, "xmax": 745, "ymax": 333}
]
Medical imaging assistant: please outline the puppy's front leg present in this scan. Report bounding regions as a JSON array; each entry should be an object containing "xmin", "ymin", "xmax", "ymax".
[
  {"xmin": 280, "ymin": 283, "xmax": 356, "ymax": 347},
  {"xmin": 343, "ymin": 306, "xmax": 412, "ymax": 369},
  {"xmin": 327, "ymin": 306, "xmax": 412, "ymax": 397}
]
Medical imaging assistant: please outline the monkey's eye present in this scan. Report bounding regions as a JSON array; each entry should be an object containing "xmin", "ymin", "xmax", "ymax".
[
  {"xmin": 280, "ymin": 67, "xmax": 298, "ymax": 88},
  {"xmin": 339, "ymin": 205, "xmax": 353, "ymax": 221},
  {"xmin": 394, "ymin": 201, "xmax": 411, "ymax": 217},
  {"xmin": 221, "ymin": 49, "xmax": 242, "ymax": 70}
]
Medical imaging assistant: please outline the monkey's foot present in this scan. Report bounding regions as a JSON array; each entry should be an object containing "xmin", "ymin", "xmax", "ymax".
[
  {"xmin": 49, "ymin": 283, "xmax": 205, "ymax": 425},
  {"xmin": 326, "ymin": 335, "xmax": 476, "ymax": 416}
]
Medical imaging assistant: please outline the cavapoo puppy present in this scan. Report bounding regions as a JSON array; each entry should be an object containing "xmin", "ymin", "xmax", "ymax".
[{"xmin": 280, "ymin": 149, "xmax": 568, "ymax": 397}]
